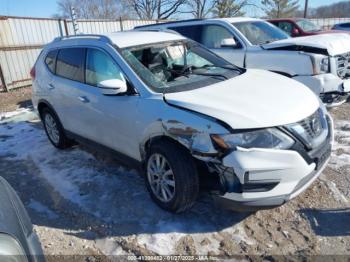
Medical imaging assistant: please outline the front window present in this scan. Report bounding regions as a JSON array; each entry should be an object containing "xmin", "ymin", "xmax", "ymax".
[
  {"xmin": 233, "ymin": 21, "xmax": 289, "ymax": 45},
  {"xmin": 85, "ymin": 49, "xmax": 126, "ymax": 87},
  {"xmin": 296, "ymin": 19, "xmax": 321, "ymax": 32},
  {"xmin": 121, "ymin": 40, "xmax": 242, "ymax": 93}
]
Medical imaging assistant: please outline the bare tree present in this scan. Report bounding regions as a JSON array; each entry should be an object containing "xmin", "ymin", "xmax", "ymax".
[
  {"xmin": 261, "ymin": 0, "xmax": 299, "ymax": 18},
  {"xmin": 123, "ymin": 0, "xmax": 186, "ymax": 19},
  {"xmin": 186, "ymin": 0, "xmax": 215, "ymax": 18},
  {"xmin": 56, "ymin": 0, "xmax": 127, "ymax": 19},
  {"xmin": 211, "ymin": 0, "xmax": 248, "ymax": 18},
  {"xmin": 312, "ymin": 1, "xmax": 350, "ymax": 18}
]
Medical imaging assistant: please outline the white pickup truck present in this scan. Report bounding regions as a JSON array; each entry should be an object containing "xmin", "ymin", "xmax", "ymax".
[{"xmin": 135, "ymin": 17, "xmax": 350, "ymax": 107}]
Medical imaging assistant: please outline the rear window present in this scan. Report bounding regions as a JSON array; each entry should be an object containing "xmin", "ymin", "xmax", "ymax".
[
  {"xmin": 44, "ymin": 49, "xmax": 58, "ymax": 73},
  {"xmin": 56, "ymin": 48, "xmax": 85, "ymax": 82}
]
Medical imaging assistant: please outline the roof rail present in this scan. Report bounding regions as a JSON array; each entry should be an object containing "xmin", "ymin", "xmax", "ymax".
[
  {"xmin": 53, "ymin": 34, "xmax": 112, "ymax": 44},
  {"xmin": 136, "ymin": 28, "xmax": 181, "ymax": 35},
  {"xmin": 134, "ymin": 18, "xmax": 206, "ymax": 29}
]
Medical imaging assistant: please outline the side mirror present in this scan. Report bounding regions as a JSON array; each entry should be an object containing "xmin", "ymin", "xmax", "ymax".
[
  {"xmin": 220, "ymin": 38, "xmax": 238, "ymax": 48},
  {"xmin": 98, "ymin": 79, "xmax": 127, "ymax": 96},
  {"xmin": 292, "ymin": 28, "xmax": 300, "ymax": 36}
]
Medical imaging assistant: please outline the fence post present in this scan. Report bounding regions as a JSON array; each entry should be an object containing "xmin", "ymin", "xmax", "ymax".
[
  {"xmin": 119, "ymin": 17, "xmax": 124, "ymax": 31},
  {"xmin": 63, "ymin": 19, "xmax": 69, "ymax": 36},
  {"xmin": 0, "ymin": 63, "xmax": 7, "ymax": 92},
  {"xmin": 58, "ymin": 19, "xmax": 64, "ymax": 37}
]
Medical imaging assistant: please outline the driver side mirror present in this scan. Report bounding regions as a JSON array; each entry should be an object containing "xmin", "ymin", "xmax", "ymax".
[
  {"xmin": 220, "ymin": 38, "xmax": 238, "ymax": 48},
  {"xmin": 98, "ymin": 79, "xmax": 128, "ymax": 96},
  {"xmin": 292, "ymin": 28, "xmax": 300, "ymax": 36}
]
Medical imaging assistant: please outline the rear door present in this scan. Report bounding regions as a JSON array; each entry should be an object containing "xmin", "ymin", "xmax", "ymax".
[{"xmin": 49, "ymin": 47, "xmax": 87, "ymax": 133}]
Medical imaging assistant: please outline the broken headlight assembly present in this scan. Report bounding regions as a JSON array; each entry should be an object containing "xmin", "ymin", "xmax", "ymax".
[
  {"xmin": 211, "ymin": 128, "xmax": 294, "ymax": 151},
  {"xmin": 310, "ymin": 55, "xmax": 330, "ymax": 75}
]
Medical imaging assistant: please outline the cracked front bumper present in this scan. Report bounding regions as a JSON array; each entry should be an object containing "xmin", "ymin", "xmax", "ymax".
[{"xmin": 212, "ymin": 115, "xmax": 334, "ymax": 211}]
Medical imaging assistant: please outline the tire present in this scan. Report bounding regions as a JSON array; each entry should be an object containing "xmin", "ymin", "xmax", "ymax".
[
  {"xmin": 41, "ymin": 107, "xmax": 72, "ymax": 149},
  {"xmin": 145, "ymin": 140, "xmax": 199, "ymax": 213}
]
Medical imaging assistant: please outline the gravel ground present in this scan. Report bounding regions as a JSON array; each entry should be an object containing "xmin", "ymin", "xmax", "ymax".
[{"xmin": 0, "ymin": 87, "xmax": 349, "ymax": 260}]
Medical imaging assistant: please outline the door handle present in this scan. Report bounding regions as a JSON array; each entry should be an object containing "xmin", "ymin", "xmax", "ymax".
[
  {"xmin": 78, "ymin": 96, "xmax": 89, "ymax": 103},
  {"xmin": 48, "ymin": 83, "xmax": 55, "ymax": 90}
]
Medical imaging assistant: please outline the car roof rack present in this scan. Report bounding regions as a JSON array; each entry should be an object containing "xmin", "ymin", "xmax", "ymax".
[
  {"xmin": 134, "ymin": 18, "xmax": 206, "ymax": 29},
  {"xmin": 53, "ymin": 34, "xmax": 112, "ymax": 44},
  {"xmin": 136, "ymin": 28, "xmax": 182, "ymax": 35}
]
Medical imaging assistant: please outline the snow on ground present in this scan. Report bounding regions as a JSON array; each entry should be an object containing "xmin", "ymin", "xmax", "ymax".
[
  {"xmin": 0, "ymin": 108, "xmax": 250, "ymax": 255},
  {"xmin": 1, "ymin": 108, "xmax": 350, "ymax": 256}
]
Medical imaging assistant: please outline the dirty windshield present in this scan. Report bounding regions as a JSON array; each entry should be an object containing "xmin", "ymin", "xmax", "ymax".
[
  {"xmin": 233, "ymin": 21, "xmax": 289, "ymax": 45},
  {"xmin": 121, "ymin": 40, "xmax": 243, "ymax": 93}
]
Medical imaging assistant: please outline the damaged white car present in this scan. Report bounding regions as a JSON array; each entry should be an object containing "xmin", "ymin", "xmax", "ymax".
[
  {"xmin": 136, "ymin": 17, "xmax": 350, "ymax": 107},
  {"xmin": 32, "ymin": 31, "xmax": 333, "ymax": 212}
]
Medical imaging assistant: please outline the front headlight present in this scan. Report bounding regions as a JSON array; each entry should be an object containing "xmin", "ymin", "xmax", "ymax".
[
  {"xmin": 211, "ymin": 128, "xmax": 294, "ymax": 150},
  {"xmin": 311, "ymin": 55, "xmax": 330, "ymax": 74}
]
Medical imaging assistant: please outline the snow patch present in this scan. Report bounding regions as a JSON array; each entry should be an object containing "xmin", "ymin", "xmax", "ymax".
[{"xmin": 28, "ymin": 199, "xmax": 59, "ymax": 220}]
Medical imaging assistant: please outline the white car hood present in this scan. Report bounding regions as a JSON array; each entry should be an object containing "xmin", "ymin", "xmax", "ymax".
[
  {"xmin": 164, "ymin": 69, "xmax": 320, "ymax": 129},
  {"xmin": 262, "ymin": 33, "xmax": 350, "ymax": 56}
]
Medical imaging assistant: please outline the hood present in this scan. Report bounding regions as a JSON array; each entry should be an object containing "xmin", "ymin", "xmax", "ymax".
[
  {"xmin": 262, "ymin": 33, "xmax": 350, "ymax": 56},
  {"xmin": 164, "ymin": 69, "xmax": 320, "ymax": 129}
]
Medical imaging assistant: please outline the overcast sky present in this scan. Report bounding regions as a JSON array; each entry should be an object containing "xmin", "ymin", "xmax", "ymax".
[{"xmin": 0, "ymin": 0, "xmax": 345, "ymax": 18}]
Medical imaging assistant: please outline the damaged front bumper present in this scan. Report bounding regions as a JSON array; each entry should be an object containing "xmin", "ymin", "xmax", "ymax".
[
  {"xmin": 293, "ymin": 74, "xmax": 350, "ymax": 107},
  {"xmin": 210, "ymin": 115, "xmax": 334, "ymax": 211}
]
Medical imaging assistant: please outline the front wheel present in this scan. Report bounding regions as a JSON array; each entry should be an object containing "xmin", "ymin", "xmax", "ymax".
[{"xmin": 145, "ymin": 140, "xmax": 199, "ymax": 213}]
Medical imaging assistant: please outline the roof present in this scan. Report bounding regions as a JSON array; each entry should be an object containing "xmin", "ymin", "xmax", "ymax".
[
  {"xmin": 212, "ymin": 17, "xmax": 262, "ymax": 23},
  {"xmin": 107, "ymin": 31, "xmax": 186, "ymax": 48},
  {"xmin": 135, "ymin": 17, "xmax": 262, "ymax": 29},
  {"xmin": 268, "ymin": 18, "xmax": 303, "ymax": 22}
]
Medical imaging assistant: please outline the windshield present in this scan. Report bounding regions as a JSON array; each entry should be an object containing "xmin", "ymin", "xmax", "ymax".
[
  {"xmin": 233, "ymin": 21, "xmax": 289, "ymax": 45},
  {"xmin": 121, "ymin": 40, "xmax": 242, "ymax": 93},
  {"xmin": 296, "ymin": 19, "xmax": 321, "ymax": 32}
]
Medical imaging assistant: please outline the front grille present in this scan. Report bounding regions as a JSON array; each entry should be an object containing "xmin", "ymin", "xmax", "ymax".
[
  {"xmin": 298, "ymin": 110, "xmax": 323, "ymax": 139},
  {"xmin": 336, "ymin": 52, "xmax": 350, "ymax": 79},
  {"xmin": 286, "ymin": 108, "xmax": 328, "ymax": 150}
]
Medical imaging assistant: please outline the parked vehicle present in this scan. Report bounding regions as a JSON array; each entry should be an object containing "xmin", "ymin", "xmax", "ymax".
[
  {"xmin": 0, "ymin": 176, "xmax": 44, "ymax": 261},
  {"xmin": 32, "ymin": 31, "xmax": 333, "ymax": 212},
  {"xmin": 332, "ymin": 22, "xmax": 350, "ymax": 32},
  {"xmin": 136, "ymin": 18, "xmax": 350, "ymax": 107},
  {"xmin": 268, "ymin": 18, "xmax": 345, "ymax": 37}
]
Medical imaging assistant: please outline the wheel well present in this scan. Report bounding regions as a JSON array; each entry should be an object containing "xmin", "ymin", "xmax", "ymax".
[
  {"xmin": 143, "ymin": 135, "xmax": 190, "ymax": 159},
  {"xmin": 37, "ymin": 102, "xmax": 49, "ymax": 118}
]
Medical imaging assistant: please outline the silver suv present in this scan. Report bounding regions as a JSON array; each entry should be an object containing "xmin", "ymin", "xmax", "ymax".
[{"xmin": 31, "ymin": 31, "xmax": 333, "ymax": 212}]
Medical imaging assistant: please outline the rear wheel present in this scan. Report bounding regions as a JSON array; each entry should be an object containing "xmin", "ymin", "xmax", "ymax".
[
  {"xmin": 41, "ymin": 108, "xmax": 72, "ymax": 149},
  {"xmin": 145, "ymin": 140, "xmax": 199, "ymax": 213}
]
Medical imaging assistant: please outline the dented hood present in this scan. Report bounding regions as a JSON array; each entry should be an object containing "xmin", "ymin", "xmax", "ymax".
[
  {"xmin": 262, "ymin": 33, "xmax": 350, "ymax": 56},
  {"xmin": 164, "ymin": 69, "xmax": 320, "ymax": 129}
]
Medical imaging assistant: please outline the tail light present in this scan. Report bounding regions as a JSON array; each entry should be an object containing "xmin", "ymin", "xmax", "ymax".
[{"xmin": 30, "ymin": 66, "xmax": 36, "ymax": 80}]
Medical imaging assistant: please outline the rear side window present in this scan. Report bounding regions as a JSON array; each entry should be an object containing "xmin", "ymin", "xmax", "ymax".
[
  {"xmin": 170, "ymin": 25, "xmax": 203, "ymax": 43},
  {"xmin": 56, "ymin": 48, "xmax": 85, "ymax": 82},
  {"xmin": 45, "ymin": 50, "xmax": 58, "ymax": 73}
]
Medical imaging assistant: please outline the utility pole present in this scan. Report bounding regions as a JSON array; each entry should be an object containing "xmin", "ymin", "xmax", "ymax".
[
  {"xmin": 304, "ymin": 0, "xmax": 309, "ymax": 18},
  {"xmin": 70, "ymin": 6, "xmax": 79, "ymax": 35}
]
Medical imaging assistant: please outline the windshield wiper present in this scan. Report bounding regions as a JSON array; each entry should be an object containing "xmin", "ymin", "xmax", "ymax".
[
  {"xmin": 186, "ymin": 71, "xmax": 228, "ymax": 80},
  {"xmin": 200, "ymin": 64, "xmax": 244, "ymax": 74}
]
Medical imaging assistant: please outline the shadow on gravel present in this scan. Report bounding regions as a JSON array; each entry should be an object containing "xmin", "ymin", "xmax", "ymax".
[
  {"xmin": 17, "ymin": 99, "xmax": 32, "ymax": 109},
  {"xmin": 0, "ymin": 116, "xmax": 251, "ymax": 242},
  {"xmin": 300, "ymin": 208, "xmax": 350, "ymax": 237}
]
